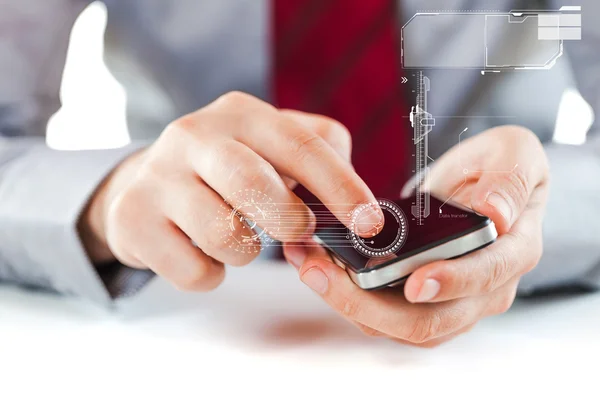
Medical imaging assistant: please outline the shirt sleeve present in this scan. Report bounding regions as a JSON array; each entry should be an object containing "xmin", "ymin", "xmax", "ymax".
[
  {"xmin": 0, "ymin": 0, "xmax": 154, "ymax": 305},
  {"xmin": 0, "ymin": 140, "xmax": 154, "ymax": 304},
  {"xmin": 519, "ymin": 1, "xmax": 600, "ymax": 294}
]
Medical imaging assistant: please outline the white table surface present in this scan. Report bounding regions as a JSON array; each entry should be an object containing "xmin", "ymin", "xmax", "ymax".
[{"xmin": 1, "ymin": 259, "xmax": 599, "ymax": 400}]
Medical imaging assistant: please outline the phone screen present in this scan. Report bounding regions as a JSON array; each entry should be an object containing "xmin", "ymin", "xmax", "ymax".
[{"xmin": 314, "ymin": 195, "xmax": 491, "ymax": 272}]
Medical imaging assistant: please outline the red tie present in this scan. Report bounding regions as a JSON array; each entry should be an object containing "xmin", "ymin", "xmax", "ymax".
[{"xmin": 273, "ymin": 0, "xmax": 412, "ymax": 201}]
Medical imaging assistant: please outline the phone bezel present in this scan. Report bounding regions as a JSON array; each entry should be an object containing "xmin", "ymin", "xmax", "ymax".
[
  {"xmin": 314, "ymin": 197, "xmax": 493, "ymax": 275},
  {"xmin": 315, "ymin": 222, "xmax": 497, "ymax": 290}
]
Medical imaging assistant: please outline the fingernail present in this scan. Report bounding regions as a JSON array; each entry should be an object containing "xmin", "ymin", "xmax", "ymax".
[
  {"xmin": 486, "ymin": 193, "xmax": 513, "ymax": 225},
  {"xmin": 356, "ymin": 205, "xmax": 384, "ymax": 237},
  {"xmin": 301, "ymin": 267, "xmax": 329, "ymax": 294},
  {"xmin": 285, "ymin": 245, "xmax": 307, "ymax": 270},
  {"xmin": 416, "ymin": 279, "xmax": 441, "ymax": 302}
]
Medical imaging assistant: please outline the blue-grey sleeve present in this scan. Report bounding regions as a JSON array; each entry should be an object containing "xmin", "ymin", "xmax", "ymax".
[
  {"xmin": 0, "ymin": 140, "xmax": 153, "ymax": 304},
  {"xmin": 0, "ymin": 0, "xmax": 154, "ymax": 305},
  {"xmin": 519, "ymin": 1, "xmax": 600, "ymax": 293}
]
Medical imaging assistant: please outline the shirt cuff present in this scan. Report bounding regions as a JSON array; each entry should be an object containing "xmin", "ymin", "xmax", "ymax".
[{"xmin": 0, "ymin": 142, "xmax": 153, "ymax": 305}]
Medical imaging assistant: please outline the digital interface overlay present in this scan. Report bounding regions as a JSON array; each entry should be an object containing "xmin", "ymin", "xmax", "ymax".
[{"xmin": 213, "ymin": 5, "xmax": 584, "ymax": 260}]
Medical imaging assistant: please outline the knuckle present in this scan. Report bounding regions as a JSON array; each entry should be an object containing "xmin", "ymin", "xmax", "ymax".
[
  {"xmin": 406, "ymin": 313, "xmax": 443, "ymax": 343},
  {"xmin": 166, "ymin": 114, "xmax": 198, "ymax": 136},
  {"xmin": 502, "ymin": 167, "xmax": 530, "ymax": 208},
  {"xmin": 288, "ymin": 128, "xmax": 327, "ymax": 161},
  {"xmin": 164, "ymin": 112, "xmax": 232, "ymax": 151},
  {"xmin": 505, "ymin": 125, "xmax": 537, "ymax": 140},
  {"xmin": 439, "ymin": 264, "xmax": 469, "ymax": 296},
  {"xmin": 147, "ymin": 132, "xmax": 195, "ymax": 175},
  {"xmin": 319, "ymin": 119, "xmax": 352, "ymax": 153},
  {"xmin": 443, "ymin": 307, "xmax": 470, "ymax": 333},
  {"xmin": 198, "ymin": 224, "xmax": 232, "ymax": 254},
  {"xmin": 499, "ymin": 294, "xmax": 516, "ymax": 314},
  {"xmin": 482, "ymin": 248, "xmax": 511, "ymax": 293},
  {"xmin": 519, "ymin": 126, "xmax": 546, "ymax": 155},
  {"xmin": 175, "ymin": 266, "xmax": 212, "ymax": 292},
  {"xmin": 339, "ymin": 296, "xmax": 362, "ymax": 320},
  {"xmin": 525, "ymin": 255, "xmax": 541, "ymax": 274},
  {"xmin": 214, "ymin": 140, "xmax": 244, "ymax": 161},
  {"xmin": 505, "ymin": 230, "xmax": 544, "ymax": 275},
  {"xmin": 518, "ymin": 129, "xmax": 552, "ymax": 174},
  {"xmin": 138, "ymin": 156, "xmax": 171, "ymax": 181},
  {"xmin": 213, "ymin": 142, "xmax": 279, "ymax": 193},
  {"xmin": 197, "ymin": 221, "xmax": 259, "ymax": 266},
  {"xmin": 214, "ymin": 91, "xmax": 256, "ymax": 109},
  {"xmin": 109, "ymin": 184, "xmax": 147, "ymax": 228},
  {"xmin": 105, "ymin": 191, "xmax": 149, "ymax": 261},
  {"xmin": 327, "ymin": 171, "xmax": 360, "ymax": 201},
  {"xmin": 509, "ymin": 230, "xmax": 542, "ymax": 275},
  {"xmin": 148, "ymin": 248, "xmax": 195, "ymax": 286},
  {"xmin": 242, "ymin": 163, "xmax": 278, "ymax": 192},
  {"xmin": 498, "ymin": 125, "xmax": 542, "ymax": 152},
  {"xmin": 493, "ymin": 291, "xmax": 517, "ymax": 315},
  {"xmin": 237, "ymin": 165, "xmax": 277, "ymax": 196},
  {"xmin": 109, "ymin": 193, "xmax": 132, "ymax": 224}
]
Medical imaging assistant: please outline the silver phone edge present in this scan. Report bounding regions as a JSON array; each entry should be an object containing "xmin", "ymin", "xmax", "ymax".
[{"xmin": 312, "ymin": 222, "xmax": 498, "ymax": 290}]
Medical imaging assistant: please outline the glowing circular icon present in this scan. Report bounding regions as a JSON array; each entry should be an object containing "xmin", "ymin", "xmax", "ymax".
[
  {"xmin": 216, "ymin": 189, "xmax": 280, "ymax": 253},
  {"xmin": 349, "ymin": 199, "xmax": 408, "ymax": 258}
]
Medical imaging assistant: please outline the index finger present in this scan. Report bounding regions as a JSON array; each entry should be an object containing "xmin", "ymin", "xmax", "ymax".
[{"xmin": 236, "ymin": 110, "xmax": 383, "ymax": 236}]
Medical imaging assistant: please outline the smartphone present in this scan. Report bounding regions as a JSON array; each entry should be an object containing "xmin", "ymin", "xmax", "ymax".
[{"xmin": 312, "ymin": 195, "xmax": 498, "ymax": 290}]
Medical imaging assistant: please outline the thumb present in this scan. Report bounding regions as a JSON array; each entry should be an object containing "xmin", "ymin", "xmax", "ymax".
[{"xmin": 470, "ymin": 167, "xmax": 532, "ymax": 235}]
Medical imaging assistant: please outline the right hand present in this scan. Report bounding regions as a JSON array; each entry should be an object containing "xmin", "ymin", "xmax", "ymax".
[{"xmin": 79, "ymin": 91, "xmax": 382, "ymax": 292}]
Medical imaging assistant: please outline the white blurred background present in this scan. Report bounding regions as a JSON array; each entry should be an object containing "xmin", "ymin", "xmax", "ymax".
[
  {"xmin": 46, "ymin": 1, "xmax": 595, "ymax": 150},
  {"xmin": 46, "ymin": 1, "xmax": 130, "ymax": 151}
]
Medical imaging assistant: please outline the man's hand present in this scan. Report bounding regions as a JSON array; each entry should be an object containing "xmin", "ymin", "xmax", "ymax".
[
  {"xmin": 284, "ymin": 125, "xmax": 550, "ymax": 347},
  {"xmin": 79, "ymin": 91, "xmax": 382, "ymax": 292}
]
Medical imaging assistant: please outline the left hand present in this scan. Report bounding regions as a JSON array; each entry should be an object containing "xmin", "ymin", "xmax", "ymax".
[{"xmin": 284, "ymin": 125, "xmax": 550, "ymax": 347}]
